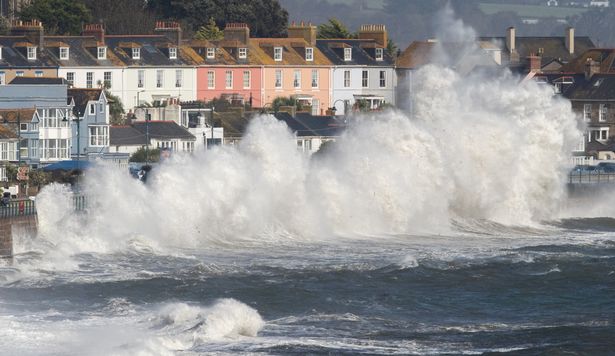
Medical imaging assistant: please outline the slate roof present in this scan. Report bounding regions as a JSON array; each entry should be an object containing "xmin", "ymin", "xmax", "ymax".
[
  {"xmin": 560, "ymin": 49, "xmax": 615, "ymax": 73},
  {"xmin": 110, "ymin": 125, "xmax": 145, "ymax": 146},
  {"xmin": 251, "ymin": 38, "xmax": 332, "ymax": 66},
  {"xmin": 0, "ymin": 108, "xmax": 37, "ymax": 124},
  {"xmin": 274, "ymin": 112, "xmax": 345, "ymax": 137},
  {"xmin": 9, "ymin": 76, "xmax": 67, "ymax": 85},
  {"xmin": 396, "ymin": 41, "xmax": 434, "ymax": 69},
  {"xmin": 565, "ymin": 74, "xmax": 615, "ymax": 101},
  {"xmin": 67, "ymin": 88, "xmax": 103, "ymax": 115},
  {"xmin": 316, "ymin": 39, "xmax": 393, "ymax": 66},
  {"xmin": 44, "ymin": 36, "xmax": 124, "ymax": 67},
  {"xmin": 111, "ymin": 121, "xmax": 195, "ymax": 146},
  {"xmin": 106, "ymin": 35, "xmax": 197, "ymax": 66},
  {"xmin": 533, "ymin": 73, "xmax": 586, "ymax": 97},
  {"xmin": 0, "ymin": 125, "xmax": 18, "ymax": 140},
  {"xmin": 0, "ymin": 37, "xmax": 57, "ymax": 69}
]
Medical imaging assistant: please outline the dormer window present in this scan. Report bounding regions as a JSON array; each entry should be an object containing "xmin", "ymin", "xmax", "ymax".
[
  {"xmin": 97, "ymin": 46, "xmax": 107, "ymax": 60},
  {"xmin": 305, "ymin": 47, "xmax": 313, "ymax": 61},
  {"xmin": 59, "ymin": 47, "xmax": 69, "ymax": 60},
  {"xmin": 238, "ymin": 47, "xmax": 247, "ymax": 59},
  {"xmin": 27, "ymin": 46, "xmax": 37, "ymax": 60},
  {"xmin": 206, "ymin": 47, "xmax": 215, "ymax": 59},
  {"xmin": 169, "ymin": 47, "xmax": 177, "ymax": 59},
  {"xmin": 132, "ymin": 47, "xmax": 140, "ymax": 60},
  {"xmin": 375, "ymin": 48, "xmax": 383, "ymax": 61},
  {"xmin": 274, "ymin": 47, "xmax": 283, "ymax": 61},
  {"xmin": 344, "ymin": 47, "xmax": 352, "ymax": 61}
]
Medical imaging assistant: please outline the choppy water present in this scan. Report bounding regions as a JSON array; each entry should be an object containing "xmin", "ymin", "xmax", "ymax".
[{"xmin": 2, "ymin": 221, "xmax": 614, "ymax": 355}]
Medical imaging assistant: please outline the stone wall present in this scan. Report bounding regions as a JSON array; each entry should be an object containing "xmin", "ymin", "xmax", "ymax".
[{"xmin": 0, "ymin": 215, "xmax": 38, "ymax": 258}]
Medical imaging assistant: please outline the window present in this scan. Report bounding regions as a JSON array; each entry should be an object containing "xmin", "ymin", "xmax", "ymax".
[
  {"xmin": 97, "ymin": 46, "xmax": 106, "ymax": 60},
  {"xmin": 305, "ymin": 47, "xmax": 313, "ymax": 61},
  {"xmin": 132, "ymin": 47, "xmax": 140, "ymax": 59},
  {"xmin": 344, "ymin": 70, "xmax": 350, "ymax": 88},
  {"xmin": 554, "ymin": 83, "xmax": 562, "ymax": 94},
  {"xmin": 274, "ymin": 47, "xmax": 283, "ymax": 61},
  {"xmin": 239, "ymin": 47, "xmax": 247, "ymax": 59},
  {"xmin": 294, "ymin": 70, "xmax": 301, "ymax": 88},
  {"xmin": 207, "ymin": 71, "xmax": 215, "ymax": 89},
  {"xmin": 275, "ymin": 70, "xmax": 282, "ymax": 88},
  {"xmin": 20, "ymin": 139, "xmax": 28, "ymax": 158},
  {"xmin": 0, "ymin": 47, "xmax": 2, "ymax": 60},
  {"xmin": 89, "ymin": 126, "xmax": 109, "ymax": 146},
  {"xmin": 243, "ymin": 70, "xmax": 251, "ymax": 89},
  {"xmin": 375, "ymin": 48, "xmax": 384, "ymax": 61},
  {"xmin": 60, "ymin": 47, "xmax": 69, "ymax": 60},
  {"xmin": 99, "ymin": 102, "xmax": 104, "ymax": 113},
  {"xmin": 362, "ymin": 70, "xmax": 368, "ymax": 88},
  {"xmin": 66, "ymin": 72, "xmax": 75, "ymax": 86},
  {"xmin": 0, "ymin": 71, "xmax": 4, "ymax": 85},
  {"xmin": 35, "ymin": 71, "xmax": 43, "ymax": 77},
  {"xmin": 600, "ymin": 104, "xmax": 608, "ymax": 122},
  {"xmin": 104, "ymin": 71, "xmax": 112, "ymax": 88},
  {"xmin": 169, "ymin": 47, "xmax": 177, "ymax": 59},
  {"xmin": 311, "ymin": 69, "xmax": 318, "ymax": 88},
  {"xmin": 138, "ymin": 70, "xmax": 145, "ymax": 88},
  {"xmin": 206, "ymin": 47, "xmax": 215, "ymax": 59},
  {"xmin": 156, "ymin": 70, "xmax": 164, "ymax": 88},
  {"xmin": 89, "ymin": 103, "xmax": 96, "ymax": 115},
  {"xmin": 175, "ymin": 70, "xmax": 183, "ymax": 87},
  {"xmin": 16, "ymin": 71, "xmax": 24, "ymax": 77},
  {"xmin": 86, "ymin": 72, "xmax": 93, "ymax": 88},
  {"xmin": 379, "ymin": 70, "xmax": 386, "ymax": 87},
  {"xmin": 20, "ymin": 123, "xmax": 28, "ymax": 131},
  {"xmin": 344, "ymin": 47, "xmax": 352, "ymax": 61},
  {"xmin": 41, "ymin": 139, "xmax": 69, "ymax": 160},
  {"xmin": 27, "ymin": 46, "xmax": 36, "ymax": 60},
  {"xmin": 225, "ymin": 70, "xmax": 233, "ymax": 89},
  {"xmin": 584, "ymin": 104, "xmax": 592, "ymax": 121}
]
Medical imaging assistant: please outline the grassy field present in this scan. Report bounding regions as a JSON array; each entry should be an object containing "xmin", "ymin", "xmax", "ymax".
[{"xmin": 479, "ymin": 3, "xmax": 588, "ymax": 18}]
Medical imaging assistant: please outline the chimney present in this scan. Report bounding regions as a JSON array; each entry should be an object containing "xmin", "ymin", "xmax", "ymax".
[
  {"xmin": 358, "ymin": 24, "xmax": 387, "ymax": 47},
  {"xmin": 527, "ymin": 54, "xmax": 541, "ymax": 73},
  {"xmin": 223, "ymin": 23, "xmax": 250, "ymax": 45},
  {"xmin": 506, "ymin": 26, "xmax": 515, "ymax": 54},
  {"xmin": 288, "ymin": 21, "xmax": 317, "ymax": 46},
  {"xmin": 565, "ymin": 27, "xmax": 575, "ymax": 54},
  {"xmin": 82, "ymin": 23, "xmax": 105, "ymax": 43},
  {"xmin": 585, "ymin": 58, "xmax": 600, "ymax": 80},
  {"xmin": 11, "ymin": 19, "xmax": 44, "ymax": 49},
  {"xmin": 154, "ymin": 21, "xmax": 182, "ymax": 47}
]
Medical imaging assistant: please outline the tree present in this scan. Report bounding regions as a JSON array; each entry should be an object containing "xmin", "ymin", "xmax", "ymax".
[
  {"xmin": 194, "ymin": 18, "xmax": 224, "ymax": 40},
  {"xmin": 129, "ymin": 147, "xmax": 161, "ymax": 163},
  {"xmin": 148, "ymin": 0, "xmax": 288, "ymax": 37},
  {"xmin": 317, "ymin": 18, "xmax": 356, "ymax": 39},
  {"xmin": 0, "ymin": 16, "xmax": 9, "ymax": 35},
  {"xmin": 386, "ymin": 39, "xmax": 398, "ymax": 57},
  {"xmin": 19, "ymin": 0, "xmax": 91, "ymax": 35},
  {"xmin": 105, "ymin": 90, "xmax": 125, "ymax": 125},
  {"xmin": 271, "ymin": 96, "xmax": 306, "ymax": 112},
  {"xmin": 83, "ymin": 0, "xmax": 156, "ymax": 35}
]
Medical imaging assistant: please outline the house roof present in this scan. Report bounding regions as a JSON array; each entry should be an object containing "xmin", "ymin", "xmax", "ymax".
[
  {"xmin": 67, "ymin": 88, "xmax": 104, "ymax": 115},
  {"xmin": 274, "ymin": 112, "xmax": 345, "ymax": 137},
  {"xmin": 43, "ymin": 36, "xmax": 124, "ymax": 67},
  {"xmin": 111, "ymin": 121, "xmax": 195, "ymax": 146},
  {"xmin": 532, "ymin": 73, "xmax": 586, "ymax": 97},
  {"xmin": 0, "ymin": 108, "xmax": 37, "ymax": 124},
  {"xmin": 396, "ymin": 41, "xmax": 434, "ymax": 69},
  {"xmin": 250, "ymin": 38, "xmax": 333, "ymax": 66},
  {"xmin": 110, "ymin": 125, "xmax": 145, "ymax": 146},
  {"xmin": 560, "ymin": 49, "xmax": 615, "ymax": 73},
  {"xmin": 0, "ymin": 125, "xmax": 18, "ymax": 140},
  {"xmin": 106, "ymin": 35, "xmax": 196, "ymax": 66},
  {"xmin": 316, "ymin": 39, "xmax": 393, "ymax": 66},
  {"xmin": 9, "ymin": 76, "xmax": 67, "ymax": 85},
  {"xmin": 0, "ymin": 37, "xmax": 58, "ymax": 68},
  {"xmin": 566, "ymin": 73, "xmax": 615, "ymax": 101}
]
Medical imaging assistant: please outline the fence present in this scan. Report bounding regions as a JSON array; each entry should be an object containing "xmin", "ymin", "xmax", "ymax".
[
  {"xmin": 0, "ymin": 199, "xmax": 37, "ymax": 218},
  {"xmin": 569, "ymin": 171, "xmax": 615, "ymax": 184}
]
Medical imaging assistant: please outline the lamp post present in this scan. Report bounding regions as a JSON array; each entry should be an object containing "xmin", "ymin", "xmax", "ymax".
[
  {"xmin": 63, "ymin": 107, "xmax": 83, "ymax": 169},
  {"xmin": 145, "ymin": 113, "xmax": 151, "ymax": 163}
]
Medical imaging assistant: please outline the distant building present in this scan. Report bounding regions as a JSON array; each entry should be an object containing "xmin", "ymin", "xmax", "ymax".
[
  {"xmin": 109, "ymin": 121, "xmax": 196, "ymax": 156},
  {"xmin": 273, "ymin": 112, "xmax": 345, "ymax": 154}
]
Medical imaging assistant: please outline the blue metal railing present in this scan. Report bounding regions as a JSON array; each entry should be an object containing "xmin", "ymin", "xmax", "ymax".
[{"xmin": 0, "ymin": 198, "xmax": 37, "ymax": 218}]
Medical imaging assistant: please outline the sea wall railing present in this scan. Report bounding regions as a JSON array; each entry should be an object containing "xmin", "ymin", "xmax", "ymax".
[
  {"xmin": 0, "ymin": 198, "xmax": 37, "ymax": 218},
  {"xmin": 569, "ymin": 171, "xmax": 615, "ymax": 184}
]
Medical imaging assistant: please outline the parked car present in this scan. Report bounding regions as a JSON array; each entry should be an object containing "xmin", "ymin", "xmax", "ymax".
[
  {"xmin": 596, "ymin": 162, "xmax": 615, "ymax": 173},
  {"xmin": 571, "ymin": 165, "xmax": 597, "ymax": 174}
]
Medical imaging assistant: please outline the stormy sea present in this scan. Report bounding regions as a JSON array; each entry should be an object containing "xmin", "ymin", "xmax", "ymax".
[{"xmin": 1, "ymin": 19, "xmax": 614, "ymax": 354}]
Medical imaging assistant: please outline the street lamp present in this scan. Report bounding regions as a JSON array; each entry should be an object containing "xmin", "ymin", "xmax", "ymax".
[
  {"xmin": 136, "ymin": 90, "xmax": 145, "ymax": 108},
  {"xmin": 63, "ymin": 107, "xmax": 83, "ymax": 169}
]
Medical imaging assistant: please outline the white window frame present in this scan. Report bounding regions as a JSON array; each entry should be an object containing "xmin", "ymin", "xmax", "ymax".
[
  {"xmin": 132, "ymin": 47, "xmax": 140, "ymax": 60},
  {"xmin": 243, "ymin": 70, "xmax": 251, "ymax": 89},
  {"xmin": 238, "ymin": 47, "xmax": 247, "ymax": 59},
  {"xmin": 584, "ymin": 104, "xmax": 592, "ymax": 121},
  {"xmin": 293, "ymin": 70, "xmax": 301, "ymax": 88},
  {"xmin": 97, "ymin": 46, "xmax": 107, "ymax": 60},
  {"xmin": 0, "ymin": 47, "xmax": 2, "ymax": 60},
  {"xmin": 344, "ymin": 47, "xmax": 352, "ymax": 61},
  {"xmin": 379, "ymin": 70, "xmax": 386, "ymax": 88},
  {"xmin": 274, "ymin": 47, "xmax": 283, "ymax": 61},
  {"xmin": 207, "ymin": 70, "xmax": 215, "ymax": 89},
  {"xmin": 362, "ymin": 70, "xmax": 368, "ymax": 88},
  {"xmin": 35, "ymin": 71, "xmax": 43, "ymax": 77},
  {"xmin": 59, "ymin": 47, "xmax": 69, "ymax": 60},
  {"xmin": 16, "ymin": 71, "xmax": 24, "ymax": 77},
  {"xmin": 138, "ymin": 69, "xmax": 145, "ymax": 88},
  {"xmin": 206, "ymin": 47, "xmax": 215, "ymax": 59},
  {"xmin": 169, "ymin": 47, "xmax": 177, "ymax": 59},
  {"xmin": 86, "ymin": 72, "xmax": 93, "ymax": 88},
  {"xmin": 27, "ymin": 46, "xmax": 37, "ymax": 60},
  {"xmin": 66, "ymin": 72, "xmax": 75, "ymax": 86},
  {"xmin": 599, "ymin": 103, "xmax": 608, "ymax": 122},
  {"xmin": 0, "ymin": 71, "xmax": 5, "ymax": 85},
  {"xmin": 89, "ymin": 125, "xmax": 109, "ymax": 147},
  {"xmin": 275, "ymin": 70, "xmax": 282, "ymax": 88},
  {"xmin": 305, "ymin": 47, "xmax": 314, "ymax": 61},
  {"xmin": 175, "ymin": 69, "xmax": 183, "ymax": 88},
  {"xmin": 104, "ymin": 71, "xmax": 112, "ymax": 88},
  {"xmin": 156, "ymin": 70, "xmax": 164, "ymax": 88},
  {"xmin": 311, "ymin": 69, "xmax": 318, "ymax": 88},
  {"xmin": 225, "ymin": 70, "xmax": 233, "ymax": 89},
  {"xmin": 343, "ymin": 70, "xmax": 350, "ymax": 88},
  {"xmin": 375, "ymin": 48, "xmax": 384, "ymax": 61}
]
